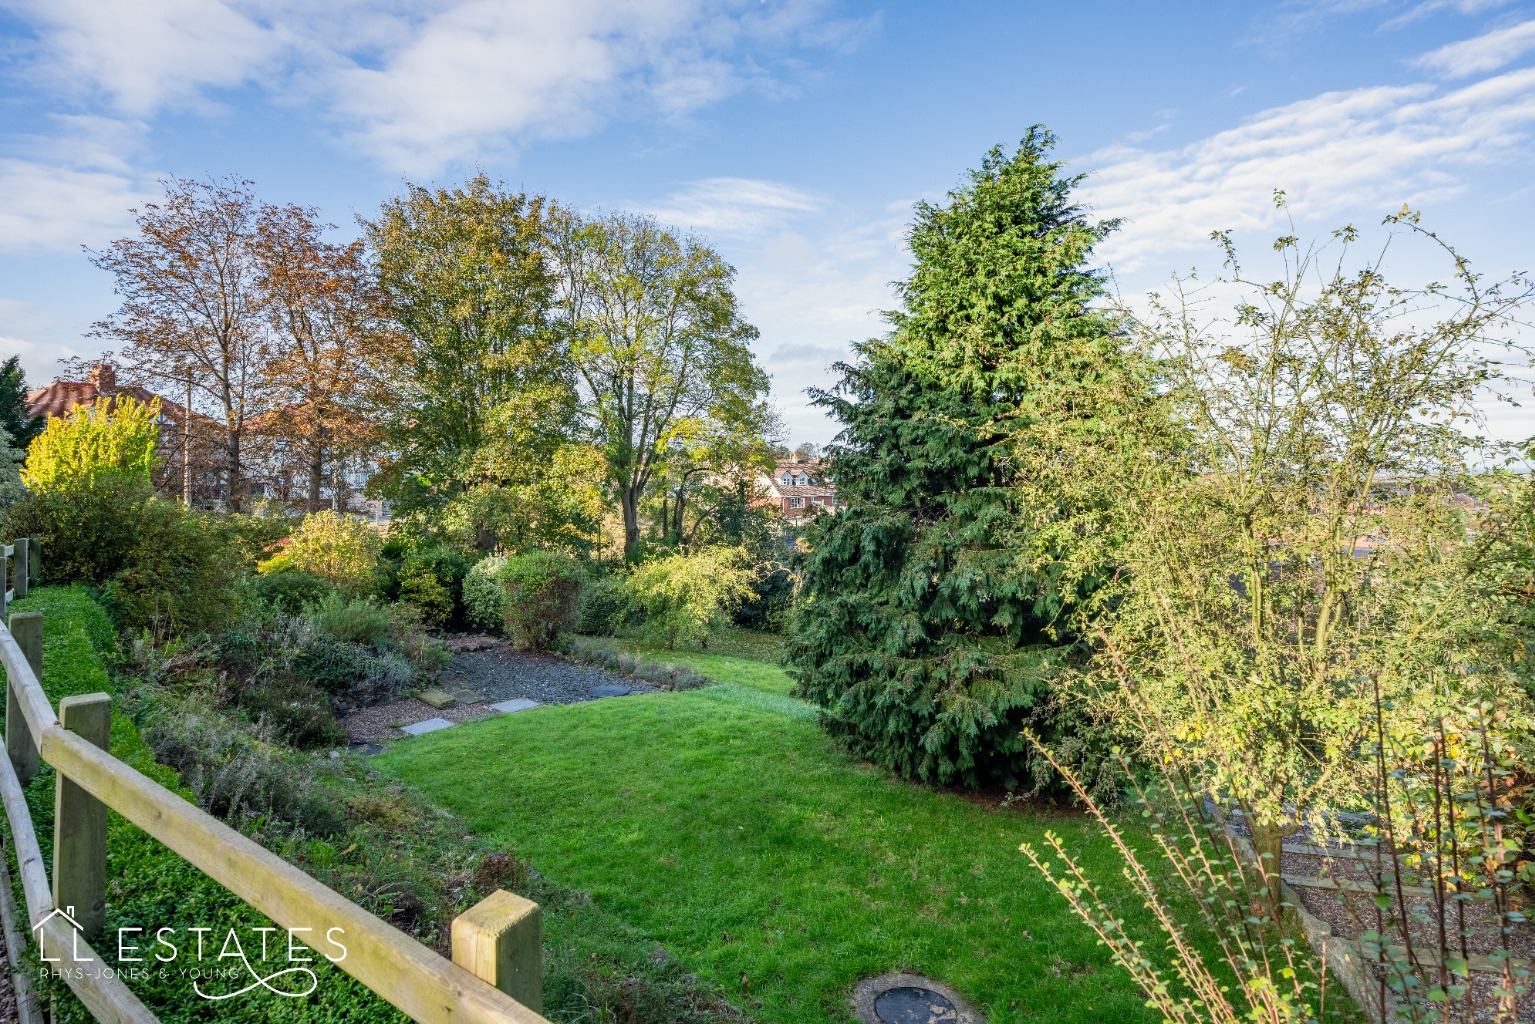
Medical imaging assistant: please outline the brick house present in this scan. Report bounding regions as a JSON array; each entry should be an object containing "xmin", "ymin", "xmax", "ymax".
[{"xmin": 759, "ymin": 460, "xmax": 838, "ymax": 518}]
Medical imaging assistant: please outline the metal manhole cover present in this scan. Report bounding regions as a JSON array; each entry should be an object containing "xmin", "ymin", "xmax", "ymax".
[
  {"xmin": 851, "ymin": 974, "xmax": 981, "ymax": 1024},
  {"xmin": 874, "ymin": 986, "xmax": 957, "ymax": 1024}
]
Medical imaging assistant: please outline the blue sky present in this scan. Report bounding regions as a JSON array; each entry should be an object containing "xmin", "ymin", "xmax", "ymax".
[{"xmin": 2, "ymin": 0, "xmax": 1533, "ymax": 442}]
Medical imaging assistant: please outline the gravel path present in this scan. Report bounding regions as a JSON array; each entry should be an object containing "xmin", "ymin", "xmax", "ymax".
[{"xmin": 342, "ymin": 639, "xmax": 657, "ymax": 746}]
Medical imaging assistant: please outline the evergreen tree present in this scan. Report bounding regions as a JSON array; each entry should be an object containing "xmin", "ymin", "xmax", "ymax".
[
  {"xmin": 785, "ymin": 129, "xmax": 1132, "ymax": 790},
  {"xmin": 0, "ymin": 356, "xmax": 41, "ymax": 451}
]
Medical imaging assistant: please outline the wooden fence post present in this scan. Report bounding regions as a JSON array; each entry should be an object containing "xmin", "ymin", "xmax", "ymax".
[
  {"xmin": 7, "ymin": 613, "xmax": 41, "ymax": 784},
  {"xmin": 452, "ymin": 890, "xmax": 542, "ymax": 1014},
  {"xmin": 13, "ymin": 539, "xmax": 26, "ymax": 600},
  {"xmin": 54, "ymin": 693, "xmax": 111, "ymax": 941},
  {"xmin": 26, "ymin": 538, "xmax": 38, "ymax": 585}
]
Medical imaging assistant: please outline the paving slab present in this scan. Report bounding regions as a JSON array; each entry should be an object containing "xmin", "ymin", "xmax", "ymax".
[
  {"xmin": 588, "ymin": 683, "xmax": 632, "ymax": 699},
  {"xmin": 417, "ymin": 688, "xmax": 458, "ymax": 710},
  {"xmin": 399, "ymin": 717, "xmax": 455, "ymax": 736},
  {"xmin": 489, "ymin": 698, "xmax": 541, "ymax": 714}
]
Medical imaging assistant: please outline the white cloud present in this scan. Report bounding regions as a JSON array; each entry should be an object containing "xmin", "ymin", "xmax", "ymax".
[
  {"xmin": 0, "ymin": 161, "xmax": 145, "ymax": 251},
  {"xmin": 644, "ymin": 177, "xmax": 822, "ymax": 236},
  {"xmin": 719, "ymin": 202, "xmax": 911, "ymax": 439},
  {"xmin": 1414, "ymin": 17, "xmax": 1535, "ymax": 77},
  {"xmin": 3, "ymin": 0, "xmax": 868, "ymax": 174},
  {"xmin": 327, "ymin": 1, "xmax": 864, "ymax": 173},
  {"xmin": 1084, "ymin": 67, "xmax": 1535, "ymax": 269},
  {"xmin": 5, "ymin": 0, "xmax": 280, "ymax": 115},
  {"xmin": 0, "ymin": 116, "xmax": 156, "ymax": 251}
]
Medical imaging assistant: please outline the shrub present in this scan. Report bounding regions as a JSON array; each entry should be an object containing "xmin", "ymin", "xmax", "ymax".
[
  {"xmin": 398, "ymin": 567, "xmax": 453, "ymax": 628},
  {"xmin": 463, "ymin": 555, "xmax": 509, "ymax": 631},
  {"xmin": 314, "ymin": 592, "xmax": 394, "ymax": 646},
  {"xmin": 290, "ymin": 634, "xmax": 412, "ymax": 704},
  {"xmin": 99, "ymin": 503, "xmax": 242, "ymax": 633},
  {"xmin": 576, "ymin": 571, "xmax": 629, "ymax": 636},
  {"xmin": 142, "ymin": 706, "xmax": 346, "ymax": 835},
  {"xmin": 234, "ymin": 675, "xmax": 346, "ymax": 750},
  {"xmin": 733, "ymin": 563, "xmax": 794, "ymax": 632},
  {"xmin": 621, "ymin": 546, "xmax": 756, "ymax": 649},
  {"xmin": 3, "ymin": 476, "xmax": 240, "ymax": 633},
  {"xmin": 223, "ymin": 508, "xmax": 299, "ymax": 567},
  {"xmin": 246, "ymin": 569, "xmax": 336, "ymax": 614},
  {"xmin": 257, "ymin": 510, "xmax": 380, "ymax": 594},
  {"xmin": 22, "ymin": 393, "xmax": 160, "ymax": 492},
  {"xmin": 402, "ymin": 544, "xmax": 471, "ymax": 604},
  {"xmin": 502, "ymin": 551, "xmax": 583, "ymax": 650}
]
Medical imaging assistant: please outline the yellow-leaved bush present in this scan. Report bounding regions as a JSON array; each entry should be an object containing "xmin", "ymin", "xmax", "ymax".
[
  {"xmin": 257, "ymin": 510, "xmax": 381, "ymax": 595},
  {"xmin": 22, "ymin": 394, "xmax": 161, "ymax": 492}
]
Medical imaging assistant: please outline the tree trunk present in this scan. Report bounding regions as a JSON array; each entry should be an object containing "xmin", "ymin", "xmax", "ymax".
[
  {"xmin": 182, "ymin": 376, "xmax": 193, "ymax": 505},
  {"xmin": 622, "ymin": 485, "xmax": 640, "ymax": 558},
  {"xmin": 308, "ymin": 449, "xmax": 324, "ymax": 512},
  {"xmin": 1249, "ymin": 818, "xmax": 1288, "ymax": 923},
  {"xmin": 225, "ymin": 426, "xmax": 242, "ymax": 513}
]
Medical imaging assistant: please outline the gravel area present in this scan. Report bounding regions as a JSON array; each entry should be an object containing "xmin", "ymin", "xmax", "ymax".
[
  {"xmin": 343, "ymin": 697, "xmax": 501, "ymax": 744},
  {"xmin": 342, "ymin": 639, "xmax": 657, "ymax": 745},
  {"xmin": 438, "ymin": 646, "xmax": 657, "ymax": 704}
]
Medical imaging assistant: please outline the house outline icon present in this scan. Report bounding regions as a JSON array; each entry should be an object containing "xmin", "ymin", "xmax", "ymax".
[
  {"xmin": 31, "ymin": 905, "xmax": 80, "ymax": 934},
  {"xmin": 31, "ymin": 906, "xmax": 93, "ymax": 963}
]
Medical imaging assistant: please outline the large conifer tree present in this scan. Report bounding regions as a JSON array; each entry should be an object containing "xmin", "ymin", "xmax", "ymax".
[{"xmin": 786, "ymin": 129, "xmax": 1127, "ymax": 789}]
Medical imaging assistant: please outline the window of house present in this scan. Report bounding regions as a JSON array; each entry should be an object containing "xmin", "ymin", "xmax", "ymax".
[
  {"xmin": 789, "ymin": 497, "xmax": 805, "ymax": 509},
  {"xmin": 781, "ymin": 474, "xmax": 791, "ymax": 485}
]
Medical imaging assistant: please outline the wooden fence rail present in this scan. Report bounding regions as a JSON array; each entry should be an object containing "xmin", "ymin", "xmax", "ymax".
[{"xmin": 0, "ymin": 540, "xmax": 547, "ymax": 1023}]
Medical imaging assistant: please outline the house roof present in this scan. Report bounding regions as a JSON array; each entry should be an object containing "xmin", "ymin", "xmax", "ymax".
[{"xmin": 26, "ymin": 372, "xmax": 207, "ymax": 427}]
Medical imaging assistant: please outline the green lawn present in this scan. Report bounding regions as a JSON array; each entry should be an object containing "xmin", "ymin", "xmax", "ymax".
[
  {"xmin": 376, "ymin": 643, "xmax": 1173, "ymax": 1024},
  {"xmin": 581, "ymin": 629, "xmax": 797, "ymax": 695}
]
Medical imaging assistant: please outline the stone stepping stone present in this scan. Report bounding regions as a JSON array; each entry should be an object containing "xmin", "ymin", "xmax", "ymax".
[
  {"xmin": 588, "ymin": 684, "xmax": 631, "ymax": 699},
  {"xmin": 399, "ymin": 717, "xmax": 455, "ymax": 736},
  {"xmin": 489, "ymin": 698, "xmax": 541, "ymax": 714},
  {"xmin": 418, "ymin": 688, "xmax": 458, "ymax": 710}
]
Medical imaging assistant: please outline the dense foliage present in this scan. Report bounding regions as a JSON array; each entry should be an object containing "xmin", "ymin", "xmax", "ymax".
[
  {"xmin": 22, "ymin": 393, "xmax": 161, "ymax": 492},
  {"xmin": 622, "ymin": 546, "xmax": 756, "ymax": 649},
  {"xmin": 5, "ymin": 473, "xmax": 241, "ymax": 633},
  {"xmin": 257, "ymin": 509, "xmax": 381, "ymax": 594},
  {"xmin": 787, "ymin": 130, "xmax": 1130, "ymax": 789},
  {"xmin": 500, "ymin": 551, "xmax": 584, "ymax": 649}
]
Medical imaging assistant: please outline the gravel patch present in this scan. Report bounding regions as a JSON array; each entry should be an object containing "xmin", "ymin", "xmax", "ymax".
[
  {"xmin": 344, "ymin": 697, "xmax": 499, "ymax": 744},
  {"xmin": 437, "ymin": 646, "xmax": 658, "ymax": 705},
  {"xmin": 341, "ymin": 640, "xmax": 658, "ymax": 745}
]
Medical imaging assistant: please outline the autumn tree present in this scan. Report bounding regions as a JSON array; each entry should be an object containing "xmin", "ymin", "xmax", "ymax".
[
  {"xmin": 256, "ymin": 203, "xmax": 406, "ymax": 509},
  {"xmin": 554, "ymin": 211, "xmax": 771, "ymax": 557},
  {"xmin": 362, "ymin": 176, "xmax": 578, "ymax": 537},
  {"xmin": 90, "ymin": 177, "xmax": 268, "ymax": 511}
]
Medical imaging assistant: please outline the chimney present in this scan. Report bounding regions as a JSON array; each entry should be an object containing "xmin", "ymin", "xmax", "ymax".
[{"xmin": 87, "ymin": 363, "xmax": 115, "ymax": 391}]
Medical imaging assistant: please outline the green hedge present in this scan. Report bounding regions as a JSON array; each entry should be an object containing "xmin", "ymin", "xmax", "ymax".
[{"xmin": 9, "ymin": 587, "xmax": 404, "ymax": 1023}]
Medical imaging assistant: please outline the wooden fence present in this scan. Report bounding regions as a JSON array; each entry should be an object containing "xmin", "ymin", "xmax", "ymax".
[{"xmin": 0, "ymin": 537, "xmax": 547, "ymax": 1023}]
